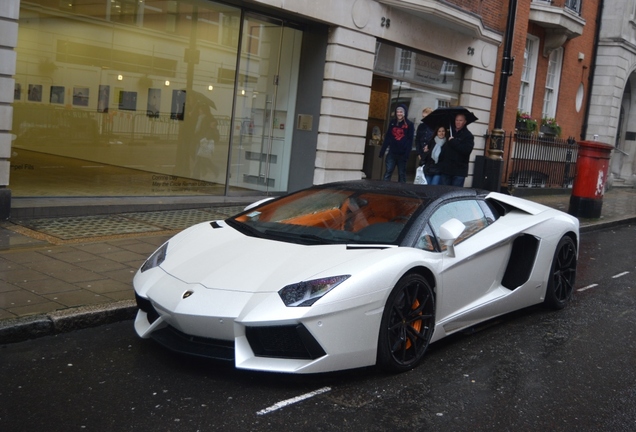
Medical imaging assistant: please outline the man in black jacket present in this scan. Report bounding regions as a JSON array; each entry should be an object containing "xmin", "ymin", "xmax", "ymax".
[
  {"xmin": 438, "ymin": 113, "xmax": 474, "ymax": 187},
  {"xmin": 415, "ymin": 107, "xmax": 434, "ymax": 164}
]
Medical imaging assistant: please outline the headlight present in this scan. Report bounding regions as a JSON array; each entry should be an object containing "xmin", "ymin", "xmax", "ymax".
[
  {"xmin": 278, "ymin": 275, "xmax": 350, "ymax": 307},
  {"xmin": 140, "ymin": 242, "xmax": 168, "ymax": 272}
]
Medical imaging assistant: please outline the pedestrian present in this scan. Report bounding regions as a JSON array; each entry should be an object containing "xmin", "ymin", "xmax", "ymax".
[
  {"xmin": 192, "ymin": 103, "xmax": 220, "ymax": 180},
  {"xmin": 421, "ymin": 125, "xmax": 447, "ymax": 185},
  {"xmin": 438, "ymin": 113, "xmax": 474, "ymax": 187},
  {"xmin": 379, "ymin": 104, "xmax": 414, "ymax": 183},
  {"xmin": 415, "ymin": 107, "xmax": 434, "ymax": 166}
]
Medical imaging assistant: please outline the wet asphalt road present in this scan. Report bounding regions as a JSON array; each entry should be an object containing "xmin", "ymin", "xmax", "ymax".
[{"xmin": 1, "ymin": 224, "xmax": 635, "ymax": 432}]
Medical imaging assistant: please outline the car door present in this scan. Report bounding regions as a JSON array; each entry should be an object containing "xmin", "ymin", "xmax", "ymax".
[{"xmin": 428, "ymin": 199, "xmax": 514, "ymax": 324}]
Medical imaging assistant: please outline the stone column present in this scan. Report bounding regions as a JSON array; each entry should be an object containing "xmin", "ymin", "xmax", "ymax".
[
  {"xmin": 458, "ymin": 67, "xmax": 493, "ymax": 188},
  {"xmin": 0, "ymin": 0, "xmax": 19, "ymax": 218},
  {"xmin": 313, "ymin": 26, "xmax": 375, "ymax": 184}
]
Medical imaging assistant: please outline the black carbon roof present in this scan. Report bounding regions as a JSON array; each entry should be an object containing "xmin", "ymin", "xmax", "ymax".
[{"xmin": 312, "ymin": 179, "xmax": 485, "ymax": 201}]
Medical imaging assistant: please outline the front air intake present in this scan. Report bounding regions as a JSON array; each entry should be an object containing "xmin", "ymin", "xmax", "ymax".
[
  {"xmin": 135, "ymin": 292, "xmax": 160, "ymax": 324},
  {"xmin": 246, "ymin": 324, "xmax": 326, "ymax": 360}
]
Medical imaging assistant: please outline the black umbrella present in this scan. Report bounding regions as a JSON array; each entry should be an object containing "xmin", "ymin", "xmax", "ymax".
[
  {"xmin": 187, "ymin": 90, "xmax": 217, "ymax": 110},
  {"xmin": 422, "ymin": 106, "xmax": 477, "ymax": 136}
]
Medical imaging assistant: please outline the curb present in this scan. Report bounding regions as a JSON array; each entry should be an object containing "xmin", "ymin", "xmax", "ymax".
[
  {"xmin": 0, "ymin": 300, "xmax": 136, "ymax": 344},
  {"xmin": 579, "ymin": 216, "xmax": 636, "ymax": 233}
]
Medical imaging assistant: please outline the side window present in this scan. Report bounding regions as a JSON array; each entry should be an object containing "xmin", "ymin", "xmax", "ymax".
[
  {"xmin": 416, "ymin": 224, "xmax": 436, "ymax": 251},
  {"xmin": 429, "ymin": 200, "xmax": 489, "ymax": 250}
]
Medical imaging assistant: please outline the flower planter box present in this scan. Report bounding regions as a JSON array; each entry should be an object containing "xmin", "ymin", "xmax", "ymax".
[
  {"xmin": 516, "ymin": 121, "xmax": 536, "ymax": 134},
  {"xmin": 540, "ymin": 125, "xmax": 557, "ymax": 136}
]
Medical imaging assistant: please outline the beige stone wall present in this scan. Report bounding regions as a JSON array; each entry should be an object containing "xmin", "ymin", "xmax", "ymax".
[
  {"xmin": 314, "ymin": 27, "xmax": 375, "ymax": 183},
  {"xmin": 0, "ymin": 0, "xmax": 19, "ymax": 193}
]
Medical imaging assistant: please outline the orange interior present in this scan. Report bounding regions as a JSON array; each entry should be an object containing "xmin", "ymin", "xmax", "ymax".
[{"xmin": 234, "ymin": 192, "xmax": 421, "ymax": 233}]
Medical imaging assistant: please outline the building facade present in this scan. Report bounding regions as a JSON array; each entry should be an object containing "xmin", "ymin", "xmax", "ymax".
[
  {"xmin": 485, "ymin": 0, "xmax": 600, "ymax": 189},
  {"xmin": 588, "ymin": 0, "xmax": 636, "ymax": 187},
  {"xmin": 2, "ymin": 0, "xmax": 509, "ymax": 217}
]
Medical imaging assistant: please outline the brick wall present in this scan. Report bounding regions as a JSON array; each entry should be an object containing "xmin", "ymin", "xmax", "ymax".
[
  {"xmin": 444, "ymin": 0, "xmax": 506, "ymax": 31},
  {"xmin": 554, "ymin": 0, "xmax": 600, "ymax": 140},
  {"xmin": 495, "ymin": 1, "xmax": 600, "ymax": 135},
  {"xmin": 485, "ymin": 0, "xmax": 601, "ymax": 184}
]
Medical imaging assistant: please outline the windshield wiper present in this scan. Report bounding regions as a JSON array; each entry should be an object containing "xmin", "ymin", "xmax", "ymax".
[
  {"xmin": 262, "ymin": 229, "xmax": 330, "ymax": 245},
  {"xmin": 225, "ymin": 219, "xmax": 264, "ymax": 238}
]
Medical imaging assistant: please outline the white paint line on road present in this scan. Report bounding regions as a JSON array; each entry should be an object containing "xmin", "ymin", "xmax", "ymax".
[
  {"xmin": 257, "ymin": 386, "xmax": 331, "ymax": 416},
  {"xmin": 612, "ymin": 271, "xmax": 630, "ymax": 279},
  {"xmin": 577, "ymin": 284, "xmax": 598, "ymax": 292}
]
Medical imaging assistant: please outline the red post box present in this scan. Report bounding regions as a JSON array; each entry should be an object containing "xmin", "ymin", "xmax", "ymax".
[{"xmin": 568, "ymin": 140, "xmax": 613, "ymax": 218}]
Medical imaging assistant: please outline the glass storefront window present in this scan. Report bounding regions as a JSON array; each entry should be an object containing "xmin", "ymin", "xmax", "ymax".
[
  {"xmin": 11, "ymin": 1, "xmax": 301, "ymax": 198},
  {"xmin": 12, "ymin": 0, "xmax": 242, "ymax": 197},
  {"xmin": 374, "ymin": 42, "xmax": 463, "ymax": 121},
  {"xmin": 229, "ymin": 15, "xmax": 302, "ymax": 192},
  {"xmin": 364, "ymin": 42, "xmax": 464, "ymax": 181}
]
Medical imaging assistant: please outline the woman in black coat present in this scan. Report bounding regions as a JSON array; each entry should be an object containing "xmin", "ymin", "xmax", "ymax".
[{"xmin": 421, "ymin": 125, "xmax": 447, "ymax": 185}]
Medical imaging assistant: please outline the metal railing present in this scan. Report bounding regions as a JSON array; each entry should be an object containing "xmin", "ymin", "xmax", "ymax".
[
  {"xmin": 95, "ymin": 113, "xmax": 233, "ymax": 144},
  {"xmin": 503, "ymin": 132, "xmax": 578, "ymax": 189}
]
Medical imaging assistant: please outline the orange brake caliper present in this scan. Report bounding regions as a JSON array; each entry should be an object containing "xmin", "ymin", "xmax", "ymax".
[{"xmin": 405, "ymin": 299, "xmax": 422, "ymax": 349}]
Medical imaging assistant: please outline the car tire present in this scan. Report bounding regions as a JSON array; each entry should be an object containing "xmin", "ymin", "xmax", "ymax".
[
  {"xmin": 377, "ymin": 273, "xmax": 435, "ymax": 373},
  {"xmin": 544, "ymin": 235, "xmax": 577, "ymax": 310}
]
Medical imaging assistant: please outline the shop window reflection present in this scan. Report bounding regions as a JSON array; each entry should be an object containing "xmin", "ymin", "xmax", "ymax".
[{"xmin": 12, "ymin": 0, "xmax": 242, "ymax": 197}]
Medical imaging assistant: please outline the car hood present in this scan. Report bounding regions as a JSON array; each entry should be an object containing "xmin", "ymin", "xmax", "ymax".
[{"xmin": 160, "ymin": 221, "xmax": 387, "ymax": 293}]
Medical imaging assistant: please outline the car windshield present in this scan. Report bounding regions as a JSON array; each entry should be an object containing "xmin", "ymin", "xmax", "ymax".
[{"xmin": 227, "ymin": 187, "xmax": 424, "ymax": 245}]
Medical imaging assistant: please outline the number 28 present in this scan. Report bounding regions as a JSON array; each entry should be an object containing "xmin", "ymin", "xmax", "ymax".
[{"xmin": 381, "ymin": 17, "xmax": 391, "ymax": 28}]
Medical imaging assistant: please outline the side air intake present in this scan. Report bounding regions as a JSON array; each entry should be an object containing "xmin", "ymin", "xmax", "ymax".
[{"xmin": 501, "ymin": 235, "xmax": 540, "ymax": 290}]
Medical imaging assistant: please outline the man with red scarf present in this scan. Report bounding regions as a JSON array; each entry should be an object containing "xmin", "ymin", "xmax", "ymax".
[{"xmin": 379, "ymin": 104, "xmax": 414, "ymax": 183}]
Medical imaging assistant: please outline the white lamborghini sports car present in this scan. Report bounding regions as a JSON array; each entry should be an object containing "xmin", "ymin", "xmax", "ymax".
[{"xmin": 133, "ymin": 180, "xmax": 579, "ymax": 374}]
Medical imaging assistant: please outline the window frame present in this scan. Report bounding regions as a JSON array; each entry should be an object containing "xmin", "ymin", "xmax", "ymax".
[
  {"xmin": 518, "ymin": 35, "xmax": 540, "ymax": 115},
  {"xmin": 398, "ymin": 49, "xmax": 412, "ymax": 73},
  {"xmin": 565, "ymin": 0, "xmax": 582, "ymax": 15},
  {"xmin": 542, "ymin": 47, "xmax": 563, "ymax": 119}
]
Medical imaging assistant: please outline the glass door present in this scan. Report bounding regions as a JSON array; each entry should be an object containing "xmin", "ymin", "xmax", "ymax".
[{"xmin": 228, "ymin": 14, "xmax": 302, "ymax": 194}]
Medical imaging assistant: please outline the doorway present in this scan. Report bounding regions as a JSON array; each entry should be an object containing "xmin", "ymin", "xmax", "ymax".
[{"xmin": 228, "ymin": 14, "xmax": 302, "ymax": 194}]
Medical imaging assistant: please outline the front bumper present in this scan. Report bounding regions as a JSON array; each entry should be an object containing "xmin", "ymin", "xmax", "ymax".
[
  {"xmin": 135, "ymin": 294, "xmax": 325, "ymax": 362},
  {"xmin": 133, "ymin": 290, "xmax": 384, "ymax": 373}
]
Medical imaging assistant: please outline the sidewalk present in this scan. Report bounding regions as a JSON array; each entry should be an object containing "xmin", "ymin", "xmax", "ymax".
[{"xmin": 1, "ymin": 188, "xmax": 635, "ymax": 344}]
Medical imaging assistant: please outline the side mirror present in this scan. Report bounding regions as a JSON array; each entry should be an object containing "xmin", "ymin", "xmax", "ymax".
[
  {"xmin": 438, "ymin": 218, "xmax": 465, "ymax": 257},
  {"xmin": 243, "ymin": 197, "xmax": 275, "ymax": 212}
]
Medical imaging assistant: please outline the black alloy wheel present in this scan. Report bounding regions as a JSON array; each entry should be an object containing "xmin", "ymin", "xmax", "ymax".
[
  {"xmin": 544, "ymin": 235, "xmax": 577, "ymax": 310},
  {"xmin": 377, "ymin": 273, "xmax": 435, "ymax": 372}
]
